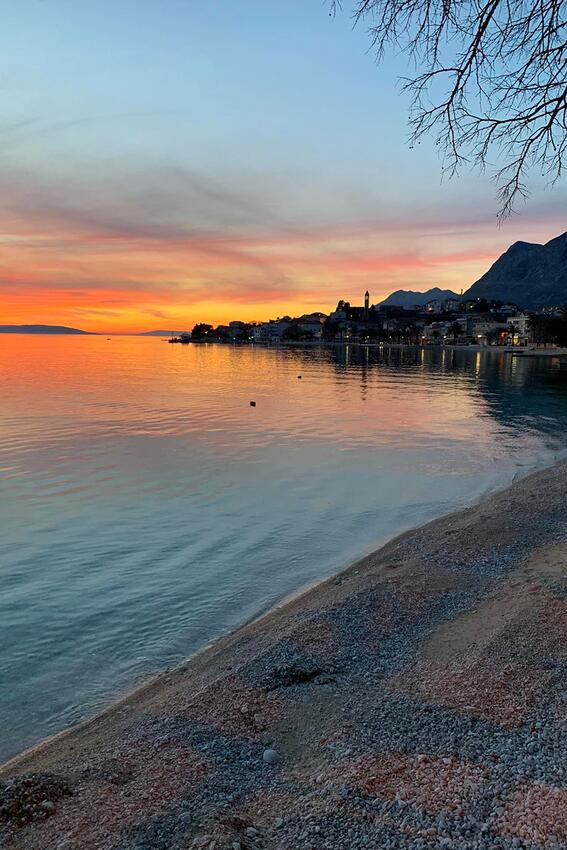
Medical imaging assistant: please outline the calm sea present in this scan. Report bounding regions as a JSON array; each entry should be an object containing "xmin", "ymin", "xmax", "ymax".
[{"xmin": 2, "ymin": 335, "xmax": 567, "ymax": 762}]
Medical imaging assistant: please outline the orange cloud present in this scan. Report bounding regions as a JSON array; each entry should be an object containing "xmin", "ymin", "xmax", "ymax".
[{"xmin": 0, "ymin": 165, "xmax": 564, "ymax": 332}]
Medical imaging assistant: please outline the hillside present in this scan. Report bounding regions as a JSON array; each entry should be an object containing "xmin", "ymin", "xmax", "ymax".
[
  {"xmin": 0, "ymin": 325, "xmax": 94, "ymax": 335},
  {"xmin": 465, "ymin": 231, "xmax": 567, "ymax": 309},
  {"xmin": 378, "ymin": 287, "xmax": 459, "ymax": 308}
]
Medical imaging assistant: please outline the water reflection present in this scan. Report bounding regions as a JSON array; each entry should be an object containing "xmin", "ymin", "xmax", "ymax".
[{"xmin": 1, "ymin": 336, "xmax": 567, "ymax": 761}]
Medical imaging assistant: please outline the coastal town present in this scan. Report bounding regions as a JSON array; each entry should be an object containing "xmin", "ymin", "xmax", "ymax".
[{"xmin": 172, "ymin": 291, "xmax": 567, "ymax": 348}]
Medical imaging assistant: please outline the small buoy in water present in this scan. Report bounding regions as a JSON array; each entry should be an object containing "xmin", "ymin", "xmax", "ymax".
[{"xmin": 250, "ymin": 401, "xmax": 256, "ymax": 407}]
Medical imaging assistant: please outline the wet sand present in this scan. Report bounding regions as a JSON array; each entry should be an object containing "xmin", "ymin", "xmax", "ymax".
[{"xmin": 2, "ymin": 459, "xmax": 567, "ymax": 850}]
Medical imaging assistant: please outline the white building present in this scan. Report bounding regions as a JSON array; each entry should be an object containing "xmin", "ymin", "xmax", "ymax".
[
  {"xmin": 328, "ymin": 300, "xmax": 348, "ymax": 322},
  {"xmin": 443, "ymin": 298, "xmax": 462, "ymax": 312},
  {"xmin": 421, "ymin": 321, "xmax": 452, "ymax": 342},
  {"xmin": 296, "ymin": 313, "xmax": 326, "ymax": 338},
  {"xmin": 251, "ymin": 318, "xmax": 292, "ymax": 342},
  {"xmin": 506, "ymin": 313, "xmax": 531, "ymax": 344},
  {"xmin": 508, "ymin": 313, "xmax": 530, "ymax": 335},
  {"xmin": 425, "ymin": 299, "xmax": 444, "ymax": 314},
  {"xmin": 466, "ymin": 317, "xmax": 507, "ymax": 344}
]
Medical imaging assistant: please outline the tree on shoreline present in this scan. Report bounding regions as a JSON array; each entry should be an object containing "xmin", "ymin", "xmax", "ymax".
[
  {"xmin": 331, "ymin": 0, "xmax": 567, "ymax": 218},
  {"xmin": 529, "ymin": 306, "xmax": 567, "ymax": 345},
  {"xmin": 191, "ymin": 323, "xmax": 214, "ymax": 341},
  {"xmin": 450, "ymin": 321, "xmax": 462, "ymax": 342}
]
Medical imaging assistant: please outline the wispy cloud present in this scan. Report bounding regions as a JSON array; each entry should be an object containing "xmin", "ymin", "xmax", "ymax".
[{"xmin": 0, "ymin": 160, "xmax": 564, "ymax": 331}]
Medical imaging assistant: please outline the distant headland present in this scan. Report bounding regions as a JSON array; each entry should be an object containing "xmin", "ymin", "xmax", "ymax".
[
  {"xmin": 0, "ymin": 325, "xmax": 96, "ymax": 335},
  {"xmin": 138, "ymin": 330, "xmax": 189, "ymax": 337}
]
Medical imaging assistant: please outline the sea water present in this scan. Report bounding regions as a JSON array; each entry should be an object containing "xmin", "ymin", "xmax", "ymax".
[{"xmin": 2, "ymin": 336, "xmax": 567, "ymax": 761}]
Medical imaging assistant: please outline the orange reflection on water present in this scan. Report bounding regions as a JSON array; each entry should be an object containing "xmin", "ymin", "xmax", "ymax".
[{"xmin": 0, "ymin": 335, "xmax": 497, "ymax": 445}]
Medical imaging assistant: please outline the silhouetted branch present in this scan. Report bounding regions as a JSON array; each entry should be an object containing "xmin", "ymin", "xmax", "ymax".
[{"xmin": 330, "ymin": 0, "xmax": 567, "ymax": 218}]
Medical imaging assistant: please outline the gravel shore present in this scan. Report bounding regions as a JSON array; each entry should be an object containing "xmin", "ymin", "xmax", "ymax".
[{"xmin": 2, "ymin": 459, "xmax": 567, "ymax": 850}]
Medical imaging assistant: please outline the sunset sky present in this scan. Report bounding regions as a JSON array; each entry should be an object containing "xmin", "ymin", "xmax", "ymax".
[{"xmin": 2, "ymin": 1, "xmax": 566, "ymax": 333}]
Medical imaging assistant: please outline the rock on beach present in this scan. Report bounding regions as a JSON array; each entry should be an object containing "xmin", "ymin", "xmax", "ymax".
[{"xmin": 2, "ymin": 460, "xmax": 567, "ymax": 850}]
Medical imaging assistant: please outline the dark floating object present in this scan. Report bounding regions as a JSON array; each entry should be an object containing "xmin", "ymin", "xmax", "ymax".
[
  {"xmin": 250, "ymin": 401, "xmax": 256, "ymax": 407},
  {"xmin": 297, "ymin": 375, "xmax": 302, "ymax": 379}
]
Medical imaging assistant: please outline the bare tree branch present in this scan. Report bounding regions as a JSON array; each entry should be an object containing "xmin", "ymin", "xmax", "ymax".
[{"xmin": 330, "ymin": 0, "xmax": 567, "ymax": 219}]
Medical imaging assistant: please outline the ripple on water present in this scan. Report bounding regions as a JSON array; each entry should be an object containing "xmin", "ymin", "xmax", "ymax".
[{"xmin": 1, "ymin": 338, "xmax": 567, "ymax": 761}]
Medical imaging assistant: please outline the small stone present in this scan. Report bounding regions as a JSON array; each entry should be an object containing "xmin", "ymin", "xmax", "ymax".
[
  {"xmin": 40, "ymin": 800, "xmax": 56, "ymax": 814},
  {"xmin": 245, "ymin": 826, "xmax": 258, "ymax": 838},
  {"xmin": 231, "ymin": 843, "xmax": 242, "ymax": 850},
  {"xmin": 262, "ymin": 748, "xmax": 280, "ymax": 765},
  {"xmin": 274, "ymin": 817, "xmax": 284, "ymax": 828}
]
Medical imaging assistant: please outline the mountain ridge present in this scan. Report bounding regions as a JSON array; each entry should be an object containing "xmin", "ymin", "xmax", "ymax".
[
  {"xmin": 377, "ymin": 287, "xmax": 459, "ymax": 308},
  {"xmin": 0, "ymin": 324, "xmax": 95, "ymax": 335},
  {"xmin": 465, "ymin": 231, "xmax": 567, "ymax": 309},
  {"xmin": 377, "ymin": 232, "xmax": 567, "ymax": 311}
]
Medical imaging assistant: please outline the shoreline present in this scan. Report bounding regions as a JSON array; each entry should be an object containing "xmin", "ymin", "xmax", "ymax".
[
  {"xmin": 2, "ymin": 457, "xmax": 567, "ymax": 849},
  {"xmin": 2, "ymin": 448, "xmax": 563, "ymax": 776},
  {"xmin": 171, "ymin": 338, "xmax": 567, "ymax": 356}
]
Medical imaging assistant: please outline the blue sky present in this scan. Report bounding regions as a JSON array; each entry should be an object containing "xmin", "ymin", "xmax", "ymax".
[{"xmin": 1, "ymin": 1, "xmax": 565, "ymax": 330}]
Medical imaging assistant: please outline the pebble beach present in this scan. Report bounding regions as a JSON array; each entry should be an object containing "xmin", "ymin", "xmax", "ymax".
[{"xmin": 2, "ymin": 458, "xmax": 567, "ymax": 850}]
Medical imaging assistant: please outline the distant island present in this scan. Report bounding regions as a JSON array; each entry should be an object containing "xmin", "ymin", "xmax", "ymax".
[
  {"xmin": 139, "ymin": 330, "xmax": 189, "ymax": 337},
  {"xmin": 0, "ymin": 324, "xmax": 95, "ymax": 335}
]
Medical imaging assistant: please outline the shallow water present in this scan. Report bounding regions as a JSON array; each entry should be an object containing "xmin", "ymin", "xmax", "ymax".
[{"xmin": 1, "ymin": 336, "xmax": 567, "ymax": 762}]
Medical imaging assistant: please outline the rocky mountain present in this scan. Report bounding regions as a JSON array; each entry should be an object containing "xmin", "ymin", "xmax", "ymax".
[
  {"xmin": 378, "ymin": 287, "xmax": 459, "ymax": 308},
  {"xmin": 0, "ymin": 324, "xmax": 94, "ymax": 334},
  {"xmin": 465, "ymin": 232, "xmax": 567, "ymax": 309}
]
